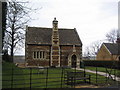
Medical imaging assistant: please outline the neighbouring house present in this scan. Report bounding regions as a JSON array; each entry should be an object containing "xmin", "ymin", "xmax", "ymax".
[
  {"xmin": 25, "ymin": 18, "xmax": 82, "ymax": 68},
  {"xmin": 96, "ymin": 43, "xmax": 120, "ymax": 61}
]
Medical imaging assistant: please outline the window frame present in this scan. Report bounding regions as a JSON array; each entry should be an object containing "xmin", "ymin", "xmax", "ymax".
[{"xmin": 33, "ymin": 51, "xmax": 46, "ymax": 60}]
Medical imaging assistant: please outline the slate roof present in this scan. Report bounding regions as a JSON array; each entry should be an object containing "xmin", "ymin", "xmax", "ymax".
[
  {"xmin": 103, "ymin": 43, "xmax": 120, "ymax": 55},
  {"xmin": 26, "ymin": 27, "xmax": 82, "ymax": 46}
]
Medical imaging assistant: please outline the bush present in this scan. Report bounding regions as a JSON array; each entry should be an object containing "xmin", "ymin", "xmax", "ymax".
[
  {"xmin": 2, "ymin": 50, "xmax": 12, "ymax": 62},
  {"xmin": 2, "ymin": 55, "xmax": 12, "ymax": 62},
  {"xmin": 50, "ymin": 66, "xmax": 56, "ymax": 68},
  {"xmin": 82, "ymin": 60, "xmax": 120, "ymax": 69}
]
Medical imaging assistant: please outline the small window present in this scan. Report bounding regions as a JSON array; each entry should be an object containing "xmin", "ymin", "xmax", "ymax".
[
  {"xmin": 33, "ymin": 52, "xmax": 36, "ymax": 58},
  {"xmin": 40, "ymin": 51, "xmax": 42, "ymax": 58},
  {"xmin": 43, "ymin": 51, "xmax": 45, "ymax": 58},
  {"xmin": 37, "ymin": 51, "xmax": 39, "ymax": 58}
]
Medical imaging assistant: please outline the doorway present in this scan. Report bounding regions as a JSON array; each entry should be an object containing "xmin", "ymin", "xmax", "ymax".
[{"xmin": 71, "ymin": 55, "xmax": 77, "ymax": 68}]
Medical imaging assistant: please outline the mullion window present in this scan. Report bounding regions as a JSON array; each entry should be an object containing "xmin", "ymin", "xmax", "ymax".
[{"xmin": 33, "ymin": 51, "xmax": 45, "ymax": 59}]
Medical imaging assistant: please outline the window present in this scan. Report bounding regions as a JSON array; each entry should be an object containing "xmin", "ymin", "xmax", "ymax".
[
  {"xmin": 43, "ymin": 51, "xmax": 45, "ymax": 58},
  {"xmin": 119, "ymin": 56, "xmax": 120, "ymax": 61},
  {"xmin": 33, "ymin": 51, "xmax": 45, "ymax": 59},
  {"xmin": 40, "ymin": 51, "xmax": 42, "ymax": 58},
  {"xmin": 33, "ymin": 52, "xmax": 36, "ymax": 58},
  {"xmin": 37, "ymin": 51, "xmax": 39, "ymax": 58}
]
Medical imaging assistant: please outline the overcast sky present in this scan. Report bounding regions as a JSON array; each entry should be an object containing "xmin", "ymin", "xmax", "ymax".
[{"xmin": 16, "ymin": 0, "xmax": 118, "ymax": 55}]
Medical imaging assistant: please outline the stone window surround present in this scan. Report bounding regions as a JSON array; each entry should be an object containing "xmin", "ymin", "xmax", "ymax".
[{"xmin": 33, "ymin": 51, "xmax": 46, "ymax": 60}]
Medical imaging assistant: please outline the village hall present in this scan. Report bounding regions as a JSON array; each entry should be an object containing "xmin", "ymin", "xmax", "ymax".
[{"xmin": 25, "ymin": 18, "xmax": 82, "ymax": 68}]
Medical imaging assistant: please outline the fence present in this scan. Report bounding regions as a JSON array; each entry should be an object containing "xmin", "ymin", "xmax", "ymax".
[
  {"xmin": 2, "ymin": 66, "xmax": 119, "ymax": 89},
  {"xmin": 83, "ymin": 66, "xmax": 119, "ymax": 87},
  {"xmin": 3, "ymin": 67, "xmax": 69, "ymax": 88}
]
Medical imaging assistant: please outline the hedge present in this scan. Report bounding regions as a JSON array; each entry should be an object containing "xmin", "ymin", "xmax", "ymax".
[{"xmin": 81, "ymin": 60, "xmax": 120, "ymax": 69}]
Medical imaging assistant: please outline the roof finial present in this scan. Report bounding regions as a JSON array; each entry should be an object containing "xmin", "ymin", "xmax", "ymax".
[
  {"xmin": 53, "ymin": 17, "xmax": 58, "ymax": 23},
  {"xmin": 54, "ymin": 17, "xmax": 56, "ymax": 21}
]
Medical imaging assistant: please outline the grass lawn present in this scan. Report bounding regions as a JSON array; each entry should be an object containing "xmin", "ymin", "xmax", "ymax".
[
  {"xmin": 2, "ymin": 62, "xmax": 118, "ymax": 88},
  {"xmin": 2, "ymin": 62, "xmax": 26, "ymax": 88},
  {"xmin": 2, "ymin": 62, "xmax": 72, "ymax": 88}
]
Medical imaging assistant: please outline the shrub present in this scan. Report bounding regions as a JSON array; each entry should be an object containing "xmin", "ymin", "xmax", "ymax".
[{"xmin": 82, "ymin": 60, "xmax": 120, "ymax": 69}]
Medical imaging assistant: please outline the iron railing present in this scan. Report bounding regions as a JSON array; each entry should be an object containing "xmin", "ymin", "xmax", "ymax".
[{"xmin": 2, "ymin": 66, "xmax": 119, "ymax": 89}]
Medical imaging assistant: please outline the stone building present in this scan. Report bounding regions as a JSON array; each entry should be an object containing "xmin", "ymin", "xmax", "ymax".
[
  {"xmin": 25, "ymin": 18, "xmax": 82, "ymax": 67},
  {"xmin": 96, "ymin": 43, "xmax": 120, "ymax": 61}
]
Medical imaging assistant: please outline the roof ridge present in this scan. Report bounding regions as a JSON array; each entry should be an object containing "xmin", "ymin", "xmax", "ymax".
[
  {"xmin": 104, "ymin": 43, "xmax": 118, "ymax": 45},
  {"xmin": 58, "ymin": 28, "xmax": 74, "ymax": 30},
  {"xmin": 28, "ymin": 26, "xmax": 52, "ymax": 29},
  {"xmin": 103, "ymin": 43, "xmax": 120, "ymax": 55},
  {"xmin": 28, "ymin": 26, "xmax": 74, "ymax": 30}
]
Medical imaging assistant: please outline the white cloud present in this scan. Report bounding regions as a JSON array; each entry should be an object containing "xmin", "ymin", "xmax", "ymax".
[{"xmin": 16, "ymin": 0, "xmax": 118, "ymax": 55}]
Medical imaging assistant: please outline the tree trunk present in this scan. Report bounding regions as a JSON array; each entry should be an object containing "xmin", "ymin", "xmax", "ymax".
[
  {"xmin": 10, "ymin": 44, "xmax": 14, "ymax": 62},
  {"xmin": 10, "ymin": 24, "xmax": 14, "ymax": 62}
]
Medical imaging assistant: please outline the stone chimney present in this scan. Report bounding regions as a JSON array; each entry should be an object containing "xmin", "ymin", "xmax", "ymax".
[{"xmin": 51, "ymin": 18, "xmax": 60, "ymax": 67}]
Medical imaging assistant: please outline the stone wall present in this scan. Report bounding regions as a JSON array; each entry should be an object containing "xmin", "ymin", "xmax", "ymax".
[
  {"xmin": 96, "ymin": 45, "xmax": 112, "ymax": 60},
  {"xmin": 60, "ymin": 45, "xmax": 82, "ymax": 67},
  {"xmin": 26, "ymin": 45, "xmax": 51, "ymax": 66},
  {"xmin": 26, "ymin": 45, "xmax": 82, "ymax": 67}
]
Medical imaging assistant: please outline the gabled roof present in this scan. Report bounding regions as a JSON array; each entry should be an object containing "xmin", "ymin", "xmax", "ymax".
[
  {"xmin": 26, "ymin": 27, "xmax": 82, "ymax": 46},
  {"xmin": 103, "ymin": 43, "xmax": 120, "ymax": 55}
]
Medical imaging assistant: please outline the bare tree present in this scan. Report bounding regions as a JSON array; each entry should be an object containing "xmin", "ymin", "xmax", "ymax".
[
  {"xmin": 83, "ymin": 47, "xmax": 91, "ymax": 60},
  {"xmin": 2, "ymin": 2, "xmax": 7, "ymax": 49},
  {"xmin": 84, "ymin": 41, "xmax": 102, "ymax": 59},
  {"xmin": 3, "ymin": 0, "xmax": 33, "ymax": 62},
  {"xmin": 90, "ymin": 41, "xmax": 102, "ymax": 56},
  {"xmin": 106, "ymin": 29, "xmax": 118, "ymax": 43}
]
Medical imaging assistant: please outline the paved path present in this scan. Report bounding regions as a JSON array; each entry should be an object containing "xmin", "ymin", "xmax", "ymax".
[{"xmin": 76, "ymin": 68, "xmax": 120, "ymax": 82}]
